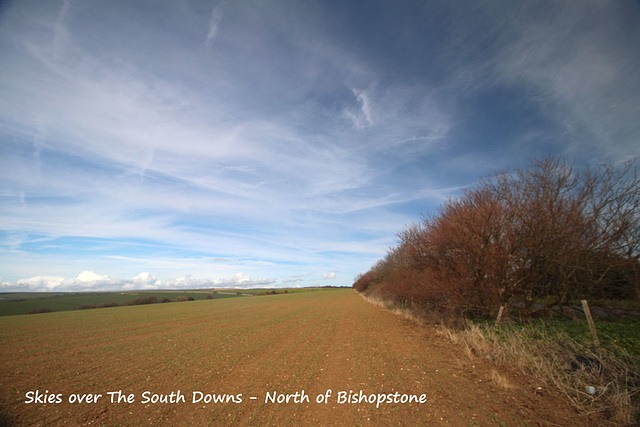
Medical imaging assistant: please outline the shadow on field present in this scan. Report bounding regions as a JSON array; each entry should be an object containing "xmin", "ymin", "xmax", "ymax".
[{"xmin": 0, "ymin": 405, "xmax": 15, "ymax": 427}]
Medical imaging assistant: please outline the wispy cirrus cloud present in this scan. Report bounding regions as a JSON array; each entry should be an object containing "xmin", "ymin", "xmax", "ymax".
[
  {"xmin": 205, "ymin": 3, "xmax": 224, "ymax": 48},
  {"xmin": 495, "ymin": 2, "xmax": 640, "ymax": 160},
  {"xmin": 438, "ymin": 1, "xmax": 640, "ymax": 163},
  {"xmin": 344, "ymin": 88, "xmax": 375, "ymax": 129}
]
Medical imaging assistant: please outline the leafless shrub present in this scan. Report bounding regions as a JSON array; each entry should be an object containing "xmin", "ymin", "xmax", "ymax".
[{"xmin": 355, "ymin": 156, "xmax": 639, "ymax": 319}]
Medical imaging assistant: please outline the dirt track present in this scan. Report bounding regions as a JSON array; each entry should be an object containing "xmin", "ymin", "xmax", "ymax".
[{"xmin": 0, "ymin": 289, "xmax": 588, "ymax": 425}]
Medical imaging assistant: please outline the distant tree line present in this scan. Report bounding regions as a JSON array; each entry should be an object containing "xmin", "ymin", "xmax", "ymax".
[
  {"xmin": 353, "ymin": 157, "xmax": 640, "ymax": 321},
  {"xmin": 76, "ymin": 295, "xmax": 195, "ymax": 310}
]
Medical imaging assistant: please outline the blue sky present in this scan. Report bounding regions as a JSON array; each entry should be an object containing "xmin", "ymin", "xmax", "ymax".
[{"xmin": 1, "ymin": 0, "xmax": 639, "ymax": 291}]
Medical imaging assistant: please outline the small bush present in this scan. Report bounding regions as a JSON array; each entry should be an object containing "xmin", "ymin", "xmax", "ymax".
[
  {"xmin": 160, "ymin": 298, "xmax": 172, "ymax": 303},
  {"xmin": 126, "ymin": 296, "xmax": 158, "ymax": 306},
  {"xmin": 77, "ymin": 302, "xmax": 119, "ymax": 310},
  {"xmin": 175, "ymin": 296, "xmax": 194, "ymax": 302},
  {"xmin": 101, "ymin": 302, "xmax": 119, "ymax": 308},
  {"xmin": 205, "ymin": 294, "xmax": 213, "ymax": 299}
]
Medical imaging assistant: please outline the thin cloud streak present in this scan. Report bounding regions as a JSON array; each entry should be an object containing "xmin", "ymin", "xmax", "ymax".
[{"xmin": 205, "ymin": 3, "xmax": 224, "ymax": 48}]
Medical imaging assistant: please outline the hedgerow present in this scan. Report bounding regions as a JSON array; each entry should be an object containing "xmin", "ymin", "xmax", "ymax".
[{"xmin": 354, "ymin": 157, "xmax": 639, "ymax": 321}]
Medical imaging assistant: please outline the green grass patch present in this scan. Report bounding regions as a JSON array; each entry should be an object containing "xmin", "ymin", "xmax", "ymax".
[
  {"xmin": 480, "ymin": 317, "xmax": 640, "ymax": 357},
  {"xmin": 0, "ymin": 287, "xmax": 350, "ymax": 316},
  {"xmin": 0, "ymin": 290, "xmax": 238, "ymax": 316}
]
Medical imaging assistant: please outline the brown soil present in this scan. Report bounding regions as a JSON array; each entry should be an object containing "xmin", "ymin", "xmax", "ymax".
[{"xmin": 0, "ymin": 289, "xmax": 600, "ymax": 426}]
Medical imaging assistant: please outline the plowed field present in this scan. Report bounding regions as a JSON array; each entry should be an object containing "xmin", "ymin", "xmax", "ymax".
[{"xmin": 1, "ymin": 289, "xmax": 586, "ymax": 425}]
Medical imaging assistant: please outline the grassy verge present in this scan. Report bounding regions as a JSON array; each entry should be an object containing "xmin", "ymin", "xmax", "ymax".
[
  {"xmin": 358, "ymin": 292, "xmax": 640, "ymax": 425},
  {"xmin": 441, "ymin": 319, "xmax": 640, "ymax": 425}
]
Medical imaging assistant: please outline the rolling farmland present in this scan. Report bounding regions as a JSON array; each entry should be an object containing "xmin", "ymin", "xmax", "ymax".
[
  {"xmin": 0, "ymin": 291, "xmax": 239, "ymax": 317},
  {"xmin": 0, "ymin": 289, "xmax": 582, "ymax": 425}
]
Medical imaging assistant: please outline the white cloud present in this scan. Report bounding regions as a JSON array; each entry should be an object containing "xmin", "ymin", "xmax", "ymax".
[
  {"xmin": 9, "ymin": 271, "xmax": 117, "ymax": 291},
  {"xmin": 131, "ymin": 272, "xmax": 159, "ymax": 287},
  {"xmin": 162, "ymin": 273, "xmax": 275, "ymax": 289},
  {"xmin": 1, "ymin": 271, "xmax": 276, "ymax": 292},
  {"xmin": 322, "ymin": 272, "xmax": 336, "ymax": 280},
  {"xmin": 76, "ymin": 271, "xmax": 111, "ymax": 283},
  {"xmin": 16, "ymin": 275, "xmax": 66, "ymax": 291}
]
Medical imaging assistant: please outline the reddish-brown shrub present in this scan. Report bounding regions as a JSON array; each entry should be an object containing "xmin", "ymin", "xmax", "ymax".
[{"xmin": 354, "ymin": 156, "xmax": 639, "ymax": 320}]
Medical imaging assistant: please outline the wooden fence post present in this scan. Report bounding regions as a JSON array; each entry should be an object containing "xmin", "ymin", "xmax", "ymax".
[
  {"xmin": 495, "ymin": 305, "xmax": 505, "ymax": 327},
  {"xmin": 581, "ymin": 300, "xmax": 600, "ymax": 349}
]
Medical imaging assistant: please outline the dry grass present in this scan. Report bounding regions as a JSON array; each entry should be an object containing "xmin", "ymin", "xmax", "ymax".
[
  {"xmin": 358, "ymin": 294, "xmax": 425, "ymax": 325},
  {"xmin": 358, "ymin": 291, "xmax": 639, "ymax": 424},
  {"xmin": 490, "ymin": 369, "xmax": 514, "ymax": 390},
  {"xmin": 439, "ymin": 322, "xmax": 640, "ymax": 425}
]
